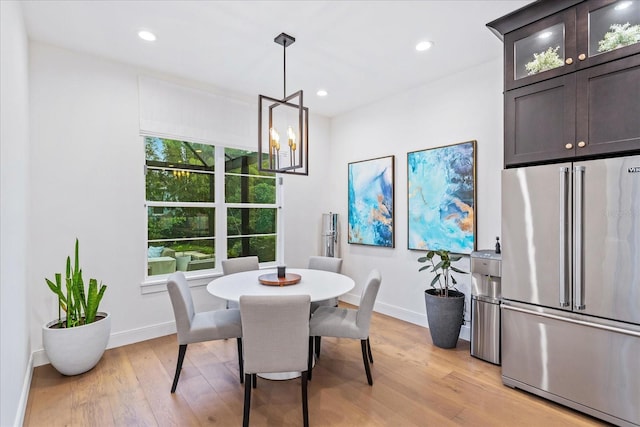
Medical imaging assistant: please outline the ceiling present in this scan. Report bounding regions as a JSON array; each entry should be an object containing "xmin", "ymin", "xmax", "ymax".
[{"xmin": 20, "ymin": 0, "xmax": 532, "ymax": 118}]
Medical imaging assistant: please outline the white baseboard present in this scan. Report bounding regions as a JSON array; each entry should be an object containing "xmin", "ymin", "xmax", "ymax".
[
  {"xmin": 340, "ymin": 292, "xmax": 470, "ymax": 342},
  {"xmin": 32, "ymin": 320, "xmax": 177, "ymax": 367},
  {"xmin": 14, "ymin": 352, "xmax": 34, "ymax": 427},
  {"xmin": 31, "ymin": 296, "xmax": 471, "ymax": 369}
]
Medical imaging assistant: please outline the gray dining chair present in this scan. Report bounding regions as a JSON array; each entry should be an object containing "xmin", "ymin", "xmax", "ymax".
[
  {"xmin": 239, "ymin": 294, "xmax": 311, "ymax": 427},
  {"xmin": 308, "ymin": 256, "xmax": 343, "ymax": 313},
  {"xmin": 166, "ymin": 272, "xmax": 244, "ymax": 392},
  {"xmin": 308, "ymin": 269, "xmax": 382, "ymax": 385},
  {"xmin": 221, "ymin": 256, "xmax": 259, "ymax": 309}
]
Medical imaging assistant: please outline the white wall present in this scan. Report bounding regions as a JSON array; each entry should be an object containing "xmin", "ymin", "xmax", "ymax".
[
  {"xmin": 27, "ymin": 42, "xmax": 334, "ymax": 363},
  {"xmin": 330, "ymin": 59, "xmax": 504, "ymax": 338},
  {"xmin": 1, "ymin": 2, "xmax": 31, "ymax": 426},
  {"xmin": 20, "ymin": 34, "xmax": 504, "ymax": 423}
]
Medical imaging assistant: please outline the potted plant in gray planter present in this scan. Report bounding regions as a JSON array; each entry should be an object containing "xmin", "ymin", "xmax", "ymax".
[
  {"xmin": 43, "ymin": 238, "xmax": 109, "ymax": 375},
  {"xmin": 418, "ymin": 249, "xmax": 467, "ymax": 349}
]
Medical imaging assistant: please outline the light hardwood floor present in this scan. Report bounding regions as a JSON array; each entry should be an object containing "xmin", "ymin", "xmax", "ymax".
[{"xmin": 25, "ymin": 307, "xmax": 608, "ymax": 426}]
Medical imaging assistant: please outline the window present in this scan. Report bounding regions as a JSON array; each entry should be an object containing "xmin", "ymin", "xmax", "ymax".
[{"xmin": 145, "ymin": 137, "xmax": 277, "ymax": 277}]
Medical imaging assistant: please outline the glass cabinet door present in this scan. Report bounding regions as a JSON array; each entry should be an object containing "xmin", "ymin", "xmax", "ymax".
[
  {"xmin": 588, "ymin": 1, "xmax": 640, "ymax": 58},
  {"xmin": 504, "ymin": 9, "xmax": 576, "ymax": 90},
  {"xmin": 514, "ymin": 23, "xmax": 567, "ymax": 79}
]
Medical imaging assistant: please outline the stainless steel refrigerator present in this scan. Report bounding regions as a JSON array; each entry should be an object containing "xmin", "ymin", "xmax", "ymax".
[{"xmin": 501, "ymin": 155, "xmax": 640, "ymax": 427}]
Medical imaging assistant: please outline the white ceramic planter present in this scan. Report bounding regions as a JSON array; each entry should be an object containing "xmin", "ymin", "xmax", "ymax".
[{"xmin": 42, "ymin": 311, "xmax": 111, "ymax": 376}]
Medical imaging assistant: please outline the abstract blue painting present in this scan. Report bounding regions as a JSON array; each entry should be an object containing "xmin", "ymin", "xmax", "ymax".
[
  {"xmin": 407, "ymin": 141, "xmax": 476, "ymax": 254},
  {"xmin": 348, "ymin": 156, "xmax": 394, "ymax": 247}
]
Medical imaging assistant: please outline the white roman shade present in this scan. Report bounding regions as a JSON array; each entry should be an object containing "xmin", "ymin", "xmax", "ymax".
[{"xmin": 138, "ymin": 75, "xmax": 256, "ymax": 147}]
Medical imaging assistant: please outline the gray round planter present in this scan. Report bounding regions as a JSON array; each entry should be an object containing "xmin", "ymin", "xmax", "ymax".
[
  {"xmin": 42, "ymin": 311, "xmax": 111, "ymax": 376},
  {"xmin": 424, "ymin": 289, "xmax": 464, "ymax": 349}
]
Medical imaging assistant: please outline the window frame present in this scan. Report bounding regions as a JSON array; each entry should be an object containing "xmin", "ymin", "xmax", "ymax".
[{"xmin": 141, "ymin": 136, "xmax": 280, "ymax": 292}]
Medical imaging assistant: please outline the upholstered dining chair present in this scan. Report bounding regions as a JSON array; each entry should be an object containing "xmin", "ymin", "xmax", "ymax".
[
  {"xmin": 221, "ymin": 256, "xmax": 259, "ymax": 309},
  {"xmin": 308, "ymin": 256, "xmax": 343, "ymax": 313},
  {"xmin": 239, "ymin": 294, "xmax": 311, "ymax": 427},
  {"xmin": 166, "ymin": 272, "xmax": 244, "ymax": 393},
  {"xmin": 308, "ymin": 269, "xmax": 382, "ymax": 385}
]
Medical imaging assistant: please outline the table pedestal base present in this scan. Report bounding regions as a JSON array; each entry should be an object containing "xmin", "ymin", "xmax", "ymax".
[{"xmin": 257, "ymin": 359, "xmax": 315, "ymax": 381}]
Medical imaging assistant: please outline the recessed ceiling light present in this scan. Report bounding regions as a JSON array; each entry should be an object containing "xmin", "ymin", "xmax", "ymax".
[
  {"xmin": 538, "ymin": 31, "xmax": 553, "ymax": 39},
  {"xmin": 317, "ymin": 89, "xmax": 328, "ymax": 97},
  {"xmin": 615, "ymin": 1, "xmax": 632, "ymax": 10},
  {"xmin": 138, "ymin": 30, "xmax": 156, "ymax": 42},
  {"xmin": 415, "ymin": 41, "xmax": 433, "ymax": 52}
]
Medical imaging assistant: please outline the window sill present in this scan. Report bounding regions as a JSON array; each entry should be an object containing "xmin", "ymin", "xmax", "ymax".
[{"xmin": 140, "ymin": 270, "xmax": 223, "ymax": 294}]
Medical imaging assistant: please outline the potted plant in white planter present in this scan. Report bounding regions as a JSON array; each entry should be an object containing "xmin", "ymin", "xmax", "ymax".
[
  {"xmin": 418, "ymin": 249, "xmax": 467, "ymax": 349},
  {"xmin": 43, "ymin": 238, "xmax": 109, "ymax": 375}
]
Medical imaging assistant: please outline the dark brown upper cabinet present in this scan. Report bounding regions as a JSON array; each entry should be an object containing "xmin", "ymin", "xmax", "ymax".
[
  {"xmin": 490, "ymin": 0, "xmax": 640, "ymax": 91},
  {"xmin": 505, "ymin": 55, "xmax": 639, "ymax": 166},
  {"xmin": 489, "ymin": 0, "xmax": 640, "ymax": 167},
  {"xmin": 575, "ymin": 55, "xmax": 640, "ymax": 158}
]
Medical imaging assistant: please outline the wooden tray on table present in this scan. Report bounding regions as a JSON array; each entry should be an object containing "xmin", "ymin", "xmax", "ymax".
[{"xmin": 258, "ymin": 273, "xmax": 301, "ymax": 287}]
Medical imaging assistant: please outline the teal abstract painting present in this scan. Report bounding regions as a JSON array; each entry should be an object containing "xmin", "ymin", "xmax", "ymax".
[
  {"xmin": 348, "ymin": 156, "xmax": 394, "ymax": 247},
  {"xmin": 407, "ymin": 141, "xmax": 476, "ymax": 253}
]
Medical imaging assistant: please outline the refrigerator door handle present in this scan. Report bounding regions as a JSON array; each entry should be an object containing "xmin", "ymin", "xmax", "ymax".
[
  {"xmin": 559, "ymin": 167, "xmax": 570, "ymax": 307},
  {"xmin": 574, "ymin": 166, "xmax": 586, "ymax": 310},
  {"xmin": 501, "ymin": 304, "xmax": 640, "ymax": 338}
]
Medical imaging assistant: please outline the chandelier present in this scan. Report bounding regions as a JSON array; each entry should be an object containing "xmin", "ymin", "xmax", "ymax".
[{"xmin": 258, "ymin": 33, "xmax": 309, "ymax": 175}]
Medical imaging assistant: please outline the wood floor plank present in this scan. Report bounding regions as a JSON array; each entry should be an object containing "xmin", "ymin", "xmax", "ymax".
[
  {"xmin": 24, "ymin": 364, "xmax": 74, "ymax": 427},
  {"xmin": 25, "ymin": 306, "xmax": 609, "ymax": 426},
  {"xmin": 123, "ymin": 339, "xmax": 200, "ymax": 426},
  {"xmin": 103, "ymin": 346, "xmax": 158, "ymax": 426},
  {"xmin": 69, "ymin": 354, "xmax": 116, "ymax": 427}
]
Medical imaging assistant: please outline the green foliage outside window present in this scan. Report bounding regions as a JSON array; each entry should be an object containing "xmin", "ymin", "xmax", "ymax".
[
  {"xmin": 224, "ymin": 148, "xmax": 276, "ymax": 262},
  {"xmin": 145, "ymin": 137, "xmax": 277, "ymax": 275}
]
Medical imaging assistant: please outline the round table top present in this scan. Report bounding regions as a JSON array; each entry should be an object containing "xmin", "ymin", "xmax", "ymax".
[{"xmin": 207, "ymin": 268, "xmax": 355, "ymax": 303}]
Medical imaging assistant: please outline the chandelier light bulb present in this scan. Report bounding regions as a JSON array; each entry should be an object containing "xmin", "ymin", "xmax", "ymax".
[
  {"xmin": 270, "ymin": 127, "xmax": 280, "ymax": 147},
  {"xmin": 287, "ymin": 126, "xmax": 296, "ymax": 147}
]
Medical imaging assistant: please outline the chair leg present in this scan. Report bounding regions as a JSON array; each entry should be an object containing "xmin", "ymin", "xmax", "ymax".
[
  {"xmin": 301, "ymin": 371, "xmax": 309, "ymax": 427},
  {"xmin": 308, "ymin": 337, "xmax": 314, "ymax": 380},
  {"xmin": 252, "ymin": 373, "xmax": 257, "ymax": 389},
  {"xmin": 314, "ymin": 336, "xmax": 321, "ymax": 358},
  {"xmin": 360, "ymin": 339, "xmax": 373, "ymax": 386},
  {"xmin": 171, "ymin": 344, "xmax": 188, "ymax": 393},
  {"xmin": 237, "ymin": 338, "xmax": 244, "ymax": 384},
  {"xmin": 367, "ymin": 337, "xmax": 374, "ymax": 363},
  {"xmin": 243, "ymin": 373, "xmax": 252, "ymax": 427}
]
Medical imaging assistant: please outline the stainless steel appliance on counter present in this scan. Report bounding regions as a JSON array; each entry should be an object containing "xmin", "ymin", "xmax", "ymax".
[
  {"xmin": 470, "ymin": 250, "xmax": 501, "ymax": 364},
  {"xmin": 501, "ymin": 155, "xmax": 640, "ymax": 427}
]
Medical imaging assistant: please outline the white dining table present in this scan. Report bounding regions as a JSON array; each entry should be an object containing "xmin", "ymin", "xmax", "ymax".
[
  {"xmin": 207, "ymin": 267, "xmax": 355, "ymax": 380},
  {"xmin": 207, "ymin": 268, "xmax": 355, "ymax": 303}
]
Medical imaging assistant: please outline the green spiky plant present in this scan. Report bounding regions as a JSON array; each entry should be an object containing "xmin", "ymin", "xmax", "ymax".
[
  {"xmin": 598, "ymin": 23, "xmax": 640, "ymax": 53},
  {"xmin": 418, "ymin": 249, "xmax": 467, "ymax": 297},
  {"xmin": 45, "ymin": 239, "xmax": 107, "ymax": 328}
]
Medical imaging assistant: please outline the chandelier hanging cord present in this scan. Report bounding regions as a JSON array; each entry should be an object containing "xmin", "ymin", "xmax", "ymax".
[{"xmin": 274, "ymin": 33, "xmax": 296, "ymax": 99}]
